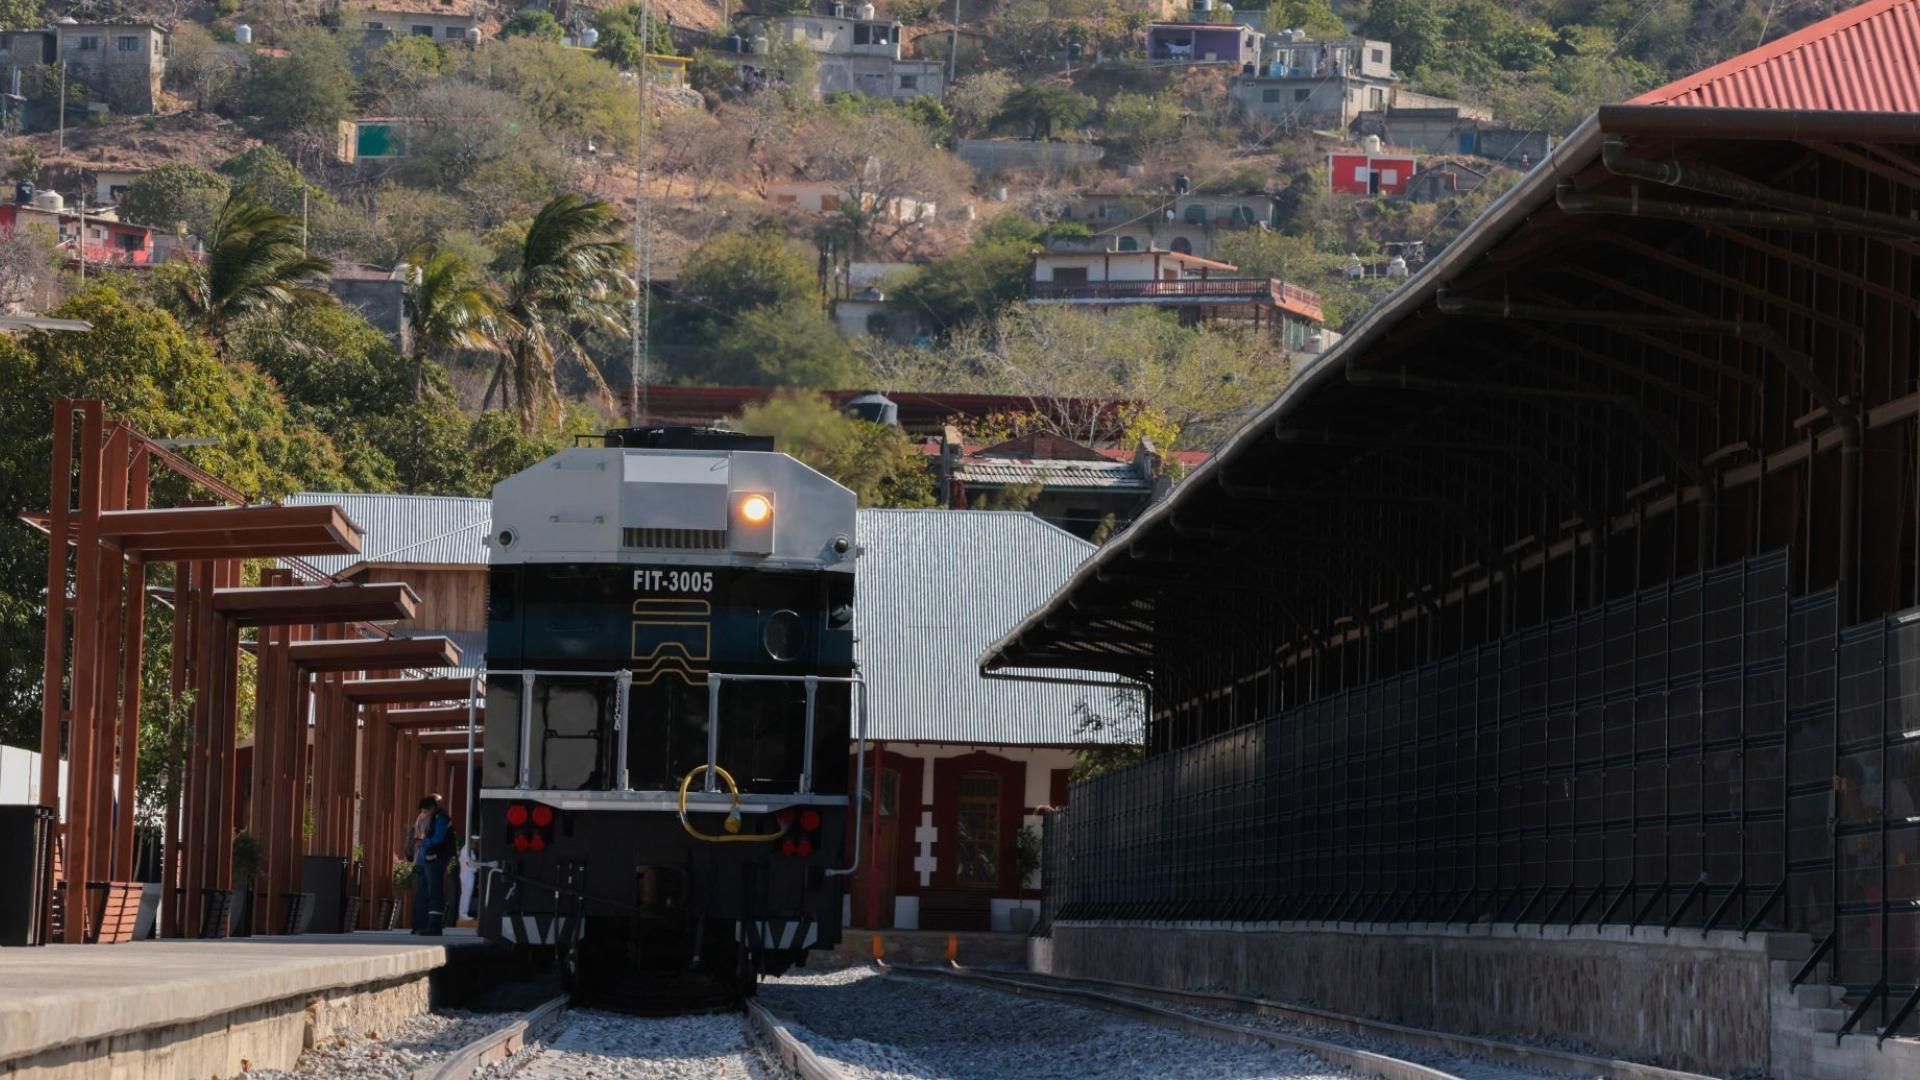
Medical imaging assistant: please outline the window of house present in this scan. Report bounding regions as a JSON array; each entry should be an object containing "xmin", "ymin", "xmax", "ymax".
[
  {"xmin": 1116, "ymin": 236, "xmax": 1139, "ymax": 251},
  {"xmin": 116, "ymin": 232, "xmax": 140, "ymax": 251},
  {"xmin": 1370, "ymin": 87, "xmax": 1385, "ymax": 108},
  {"xmin": 853, "ymin": 24, "xmax": 870, "ymax": 44},
  {"xmin": 774, "ymin": 193, "xmax": 797, "ymax": 205},
  {"xmin": 76, "ymin": 36, "xmax": 99, "ymax": 51},
  {"xmin": 108, "ymin": 184, "xmax": 128, "ymax": 200},
  {"xmin": 116, "ymin": 36, "xmax": 139, "ymax": 52},
  {"xmin": 1050, "ymin": 266, "xmax": 1088, "ymax": 285},
  {"xmin": 366, "ymin": 20, "xmax": 387, "ymax": 29},
  {"xmin": 1294, "ymin": 88, "xmax": 1311, "ymax": 102},
  {"xmin": 954, "ymin": 774, "xmax": 1000, "ymax": 886},
  {"xmin": 412, "ymin": 24, "xmax": 434, "ymax": 35},
  {"xmin": 1261, "ymin": 88, "xmax": 1280, "ymax": 103},
  {"xmin": 1170, "ymin": 236, "xmax": 1193, "ymax": 254},
  {"xmin": 864, "ymin": 311, "xmax": 891, "ymax": 337},
  {"xmin": 444, "ymin": 27, "xmax": 463, "ymax": 39},
  {"xmin": 819, "ymin": 193, "xmax": 839, "ymax": 211},
  {"xmin": 899, "ymin": 74, "xmax": 917, "ymax": 89},
  {"xmin": 1371, "ymin": 48, "xmax": 1384, "ymax": 64}
]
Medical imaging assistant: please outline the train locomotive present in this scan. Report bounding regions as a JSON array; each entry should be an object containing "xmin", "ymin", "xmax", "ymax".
[{"xmin": 476, "ymin": 427, "xmax": 863, "ymax": 1000}]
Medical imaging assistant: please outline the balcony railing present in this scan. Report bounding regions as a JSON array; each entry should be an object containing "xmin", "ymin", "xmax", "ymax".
[{"xmin": 1031, "ymin": 277, "xmax": 1324, "ymax": 320}]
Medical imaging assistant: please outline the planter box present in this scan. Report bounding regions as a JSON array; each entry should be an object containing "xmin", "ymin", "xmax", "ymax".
[
  {"xmin": 342, "ymin": 896, "xmax": 362, "ymax": 933},
  {"xmin": 132, "ymin": 883, "xmax": 162, "ymax": 941},
  {"xmin": 198, "ymin": 888, "xmax": 233, "ymax": 939},
  {"xmin": 1008, "ymin": 907, "xmax": 1037, "ymax": 934},
  {"xmin": 84, "ymin": 881, "xmax": 141, "ymax": 944},
  {"xmin": 281, "ymin": 892, "xmax": 315, "ymax": 935},
  {"xmin": 376, "ymin": 896, "xmax": 399, "ymax": 930}
]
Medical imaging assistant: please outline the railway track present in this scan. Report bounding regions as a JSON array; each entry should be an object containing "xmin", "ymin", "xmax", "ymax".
[
  {"xmin": 313, "ymin": 958, "xmax": 1728, "ymax": 1080},
  {"xmin": 884, "ymin": 964, "xmax": 1722, "ymax": 1080}
]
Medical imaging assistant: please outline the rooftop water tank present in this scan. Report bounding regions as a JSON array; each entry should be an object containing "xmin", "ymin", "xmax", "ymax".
[
  {"xmin": 1362, "ymin": 134, "xmax": 1383, "ymax": 155},
  {"xmin": 32, "ymin": 190, "xmax": 64, "ymax": 212},
  {"xmin": 581, "ymin": 26, "xmax": 599, "ymax": 46},
  {"xmin": 1174, "ymin": 174, "xmax": 1191, "ymax": 194},
  {"xmin": 1386, "ymin": 256, "xmax": 1409, "ymax": 279},
  {"xmin": 465, "ymin": 26, "xmax": 481, "ymax": 44},
  {"xmin": 1192, "ymin": 0, "xmax": 1214, "ymax": 11},
  {"xmin": 751, "ymin": 34, "xmax": 769, "ymax": 53},
  {"xmin": 13, "ymin": 181, "xmax": 32, "ymax": 205},
  {"xmin": 233, "ymin": 23, "xmax": 253, "ymax": 44},
  {"xmin": 845, "ymin": 391, "xmax": 899, "ymax": 427},
  {"xmin": 857, "ymin": 2, "xmax": 876, "ymax": 20},
  {"xmin": 830, "ymin": 0, "xmax": 846, "ymax": 15}
]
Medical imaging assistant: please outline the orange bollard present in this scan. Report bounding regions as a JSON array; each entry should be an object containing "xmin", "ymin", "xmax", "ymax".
[
  {"xmin": 946, "ymin": 933, "xmax": 958, "ymax": 964},
  {"xmin": 871, "ymin": 933, "xmax": 884, "ymax": 961}
]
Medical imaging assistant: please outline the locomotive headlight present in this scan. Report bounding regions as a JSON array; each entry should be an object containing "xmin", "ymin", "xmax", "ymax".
[{"xmin": 739, "ymin": 494, "xmax": 772, "ymax": 524}]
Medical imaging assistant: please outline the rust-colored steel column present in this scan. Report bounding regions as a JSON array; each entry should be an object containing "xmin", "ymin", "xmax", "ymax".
[
  {"xmin": 215, "ymin": 560, "xmax": 242, "ymax": 897},
  {"xmin": 111, "ymin": 442, "xmax": 150, "ymax": 884},
  {"xmin": 86, "ymin": 423, "xmax": 129, "ymax": 886},
  {"xmin": 37, "ymin": 403, "xmax": 72, "ymax": 945},
  {"xmin": 162, "ymin": 559, "xmax": 192, "ymax": 939},
  {"xmin": 61, "ymin": 402, "xmax": 104, "ymax": 943},
  {"xmin": 269, "ymin": 617, "xmax": 306, "ymax": 933},
  {"xmin": 183, "ymin": 556, "xmax": 215, "ymax": 937}
]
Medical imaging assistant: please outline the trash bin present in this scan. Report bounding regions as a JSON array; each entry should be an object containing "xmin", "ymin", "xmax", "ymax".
[{"xmin": 0, "ymin": 804, "xmax": 54, "ymax": 946}]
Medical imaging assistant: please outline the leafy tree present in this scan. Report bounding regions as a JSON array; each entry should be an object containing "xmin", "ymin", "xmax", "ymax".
[
  {"xmin": 887, "ymin": 221, "xmax": 1036, "ymax": 335},
  {"xmin": 594, "ymin": 23, "xmax": 646, "ymax": 69},
  {"xmin": 116, "ymin": 164, "xmax": 230, "ymax": 242},
  {"xmin": 947, "ymin": 71, "xmax": 1015, "ymax": 137},
  {"xmin": 0, "ymin": 284, "xmax": 352, "ymax": 745},
  {"xmin": 0, "ymin": 0, "xmax": 41, "ymax": 30},
  {"xmin": 1101, "ymin": 92, "xmax": 1182, "ymax": 156},
  {"xmin": 500, "ymin": 7, "xmax": 564, "ymax": 41},
  {"xmin": 363, "ymin": 35, "xmax": 454, "ymax": 106},
  {"xmin": 1268, "ymin": 0, "xmax": 1345, "ymax": 37},
  {"xmin": 485, "ymin": 194, "xmax": 632, "ymax": 429},
  {"xmin": 899, "ymin": 97, "xmax": 952, "ymax": 144},
  {"xmin": 1363, "ymin": 0, "xmax": 1443, "ymax": 72},
  {"xmin": 0, "ymin": 220, "xmax": 60, "ymax": 312},
  {"xmin": 233, "ymin": 26, "xmax": 356, "ymax": 133},
  {"xmin": 169, "ymin": 189, "xmax": 334, "ymax": 341},
  {"xmin": 792, "ymin": 111, "xmax": 969, "ymax": 249},
  {"xmin": 678, "ymin": 230, "xmax": 816, "ymax": 313},
  {"xmin": 217, "ymin": 146, "xmax": 313, "ymax": 217},
  {"xmin": 704, "ymin": 301, "xmax": 861, "ymax": 388},
  {"xmin": 402, "ymin": 248, "xmax": 501, "ymax": 398},
  {"xmin": 463, "ymin": 37, "xmax": 638, "ymax": 157},
  {"xmin": 732, "ymin": 393, "xmax": 936, "ymax": 508},
  {"xmin": 164, "ymin": 22, "xmax": 238, "ymax": 111},
  {"xmin": 995, "ymin": 84, "xmax": 1094, "ymax": 139}
]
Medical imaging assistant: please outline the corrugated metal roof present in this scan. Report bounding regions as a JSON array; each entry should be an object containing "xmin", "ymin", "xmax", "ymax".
[
  {"xmin": 1631, "ymin": 0, "xmax": 1920, "ymax": 110},
  {"xmin": 854, "ymin": 509, "xmax": 1133, "ymax": 745},
  {"xmin": 284, "ymin": 492, "xmax": 490, "ymax": 578},
  {"xmin": 954, "ymin": 458, "xmax": 1150, "ymax": 491}
]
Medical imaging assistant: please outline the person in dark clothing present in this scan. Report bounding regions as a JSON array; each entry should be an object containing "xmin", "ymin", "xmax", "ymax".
[{"xmin": 412, "ymin": 794, "xmax": 452, "ymax": 936}]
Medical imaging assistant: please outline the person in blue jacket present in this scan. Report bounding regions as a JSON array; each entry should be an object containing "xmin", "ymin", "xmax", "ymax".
[{"xmin": 412, "ymin": 794, "xmax": 452, "ymax": 936}]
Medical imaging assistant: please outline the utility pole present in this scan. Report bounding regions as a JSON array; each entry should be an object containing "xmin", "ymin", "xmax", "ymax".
[
  {"xmin": 56, "ymin": 60, "xmax": 65, "ymax": 154},
  {"xmin": 301, "ymin": 186, "xmax": 309, "ymax": 252},
  {"xmin": 946, "ymin": 0, "xmax": 958, "ymax": 91},
  {"xmin": 75, "ymin": 191, "xmax": 84, "ymax": 284}
]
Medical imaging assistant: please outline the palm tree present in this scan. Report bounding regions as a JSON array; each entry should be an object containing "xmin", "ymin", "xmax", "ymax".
[
  {"xmin": 173, "ymin": 188, "xmax": 333, "ymax": 341},
  {"xmin": 481, "ymin": 194, "xmax": 632, "ymax": 430},
  {"xmin": 402, "ymin": 248, "xmax": 501, "ymax": 400}
]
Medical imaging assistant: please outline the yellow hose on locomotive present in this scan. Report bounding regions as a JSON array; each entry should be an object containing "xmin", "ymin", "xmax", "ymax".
[{"xmin": 678, "ymin": 764, "xmax": 790, "ymax": 843}]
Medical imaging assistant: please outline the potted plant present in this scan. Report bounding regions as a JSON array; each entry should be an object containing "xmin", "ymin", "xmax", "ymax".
[
  {"xmin": 390, "ymin": 858, "xmax": 415, "ymax": 929},
  {"xmin": 1008, "ymin": 824, "xmax": 1042, "ymax": 934}
]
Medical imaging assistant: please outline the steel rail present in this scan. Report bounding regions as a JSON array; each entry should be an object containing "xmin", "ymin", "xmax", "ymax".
[
  {"xmin": 744, "ymin": 1000, "xmax": 857, "ymax": 1080},
  {"xmin": 910, "ymin": 965, "xmax": 1723, "ymax": 1080},
  {"xmin": 409, "ymin": 994, "xmax": 569, "ymax": 1080}
]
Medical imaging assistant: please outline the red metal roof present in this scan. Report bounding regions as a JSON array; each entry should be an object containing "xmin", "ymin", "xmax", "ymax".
[{"xmin": 1631, "ymin": 0, "xmax": 1920, "ymax": 110}]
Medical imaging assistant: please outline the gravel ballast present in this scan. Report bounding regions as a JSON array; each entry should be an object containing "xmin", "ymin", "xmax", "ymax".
[
  {"xmin": 758, "ymin": 966, "xmax": 1356, "ymax": 1080},
  {"xmin": 246, "ymin": 1009, "xmax": 515, "ymax": 1079},
  {"xmin": 509, "ymin": 1009, "xmax": 784, "ymax": 1080}
]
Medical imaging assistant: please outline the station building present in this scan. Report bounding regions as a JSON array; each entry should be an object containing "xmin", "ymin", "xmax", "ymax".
[{"xmin": 984, "ymin": 1, "xmax": 1920, "ymax": 1075}]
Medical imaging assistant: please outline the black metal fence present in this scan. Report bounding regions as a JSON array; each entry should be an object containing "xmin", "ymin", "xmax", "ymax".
[{"xmin": 1054, "ymin": 550, "xmax": 1920, "ymax": 1036}]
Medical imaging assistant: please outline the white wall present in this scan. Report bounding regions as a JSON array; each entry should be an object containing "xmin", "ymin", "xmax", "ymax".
[
  {"xmin": 0, "ymin": 744, "xmax": 65, "ymax": 811},
  {"xmin": 1034, "ymin": 252, "xmax": 1192, "ymax": 284}
]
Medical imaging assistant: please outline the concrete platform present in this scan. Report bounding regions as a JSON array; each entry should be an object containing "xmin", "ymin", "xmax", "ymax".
[{"xmin": 0, "ymin": 930, "xmax": 483, "ymax": 1079}]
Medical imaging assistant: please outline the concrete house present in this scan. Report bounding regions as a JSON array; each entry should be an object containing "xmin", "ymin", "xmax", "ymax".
[
  {"xmin": 1144, "ymin": 21, "xmax": 1262, "ymax": 65},
  {"xmin": 1352, "ymin": 106, "xmax": 1543, "ymax": 161},
  {"xmin": 1029, "ymin": 238, "xmax": 1323, "ymax": 349},
  {"xmin": 0, "ymin": 22, "xmax": 168, "ymax": 117},
  {"xmin": 738, "ymin": 7, "xmax": 942, "ymax": 101},
  {"xmin": 1055, "ymin": 191, "xmax": 1282, "ymax": 258},
  {"xmin": 344, "ymin": 0, "xmax": 484, "ymax": 44}
]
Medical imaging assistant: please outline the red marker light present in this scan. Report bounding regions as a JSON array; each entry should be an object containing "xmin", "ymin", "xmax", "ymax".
[
  {"xmin": 505, "ymin": 803, "xmax": 529, "ymax": 827},
  {"xmin": 529, "ymin": 833, "xmax": 546, "ymax": 852},
  {"xmin": 530, "ymin": 805, "xmax": 554, "ymax": 828},
  {"xmin": 795, "ymin": 838, "xmax": 814, "ymax": 858},
  {"xmin": 512, "ymin": 833, "xmax": 530, "ymax": 852},
  {"xmin": 781, "ymin": 839, "xmax": 798, "ymax": 857},
  {"xmin": 799, "ymin": 809, "xmax": 821, "ymax": 832}
]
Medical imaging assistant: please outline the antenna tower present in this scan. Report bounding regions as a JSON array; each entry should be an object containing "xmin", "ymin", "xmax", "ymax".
[{"xmin": 630, "ymin": 0, "xmax": 654, "ymax": 426}]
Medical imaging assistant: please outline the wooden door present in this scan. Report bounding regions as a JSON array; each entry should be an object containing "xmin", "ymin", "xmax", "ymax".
[{"xmin": 850, "ymin": 765, "xmax": 900, "ymax": 929}]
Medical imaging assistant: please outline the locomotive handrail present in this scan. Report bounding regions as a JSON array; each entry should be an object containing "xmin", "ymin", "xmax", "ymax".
[{"xmin": 706, "ymin": 671, "xmax": 869, "ymax": 879}]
